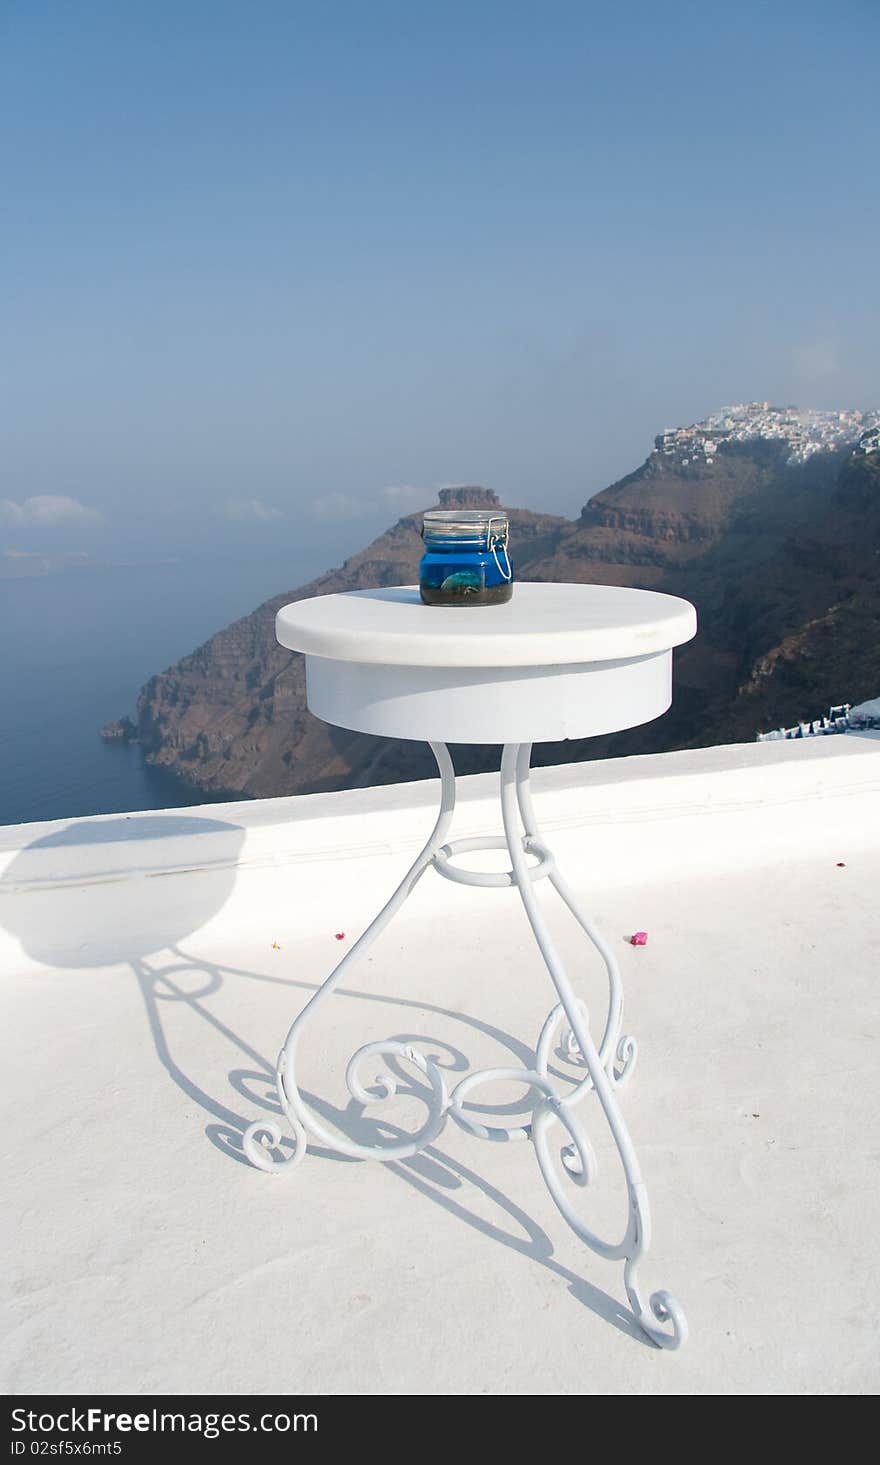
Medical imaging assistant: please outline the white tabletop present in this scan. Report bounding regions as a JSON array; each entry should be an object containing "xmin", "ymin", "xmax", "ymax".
[{"xmin": 276, "ymin": 583, "xmax": 697, "ymax": 668}]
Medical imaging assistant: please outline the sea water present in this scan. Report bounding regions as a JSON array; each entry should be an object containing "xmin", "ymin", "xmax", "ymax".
[{"xmin": 0, "ymin": 552, "xmax": 327, "ymax": 826}]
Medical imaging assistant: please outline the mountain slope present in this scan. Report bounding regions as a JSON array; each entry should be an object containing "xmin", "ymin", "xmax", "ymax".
[
  {"xmin": 116, "ymin": 414, "xmax": 880, "ymax": 798},
  {"xmin": 704, "ymin": 445, "xmax": 880, "ymax": 740},
  {"xmin": 132, "ymin": 488, "xmax": 567, "ymax": 797}
]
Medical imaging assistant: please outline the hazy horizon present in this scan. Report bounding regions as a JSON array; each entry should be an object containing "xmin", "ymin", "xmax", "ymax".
[{"xmin": 2, "ymin": 1, "xmax": 878, "ymax": 570}]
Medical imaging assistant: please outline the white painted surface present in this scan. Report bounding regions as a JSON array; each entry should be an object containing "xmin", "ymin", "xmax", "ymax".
[
  {"xmin": 850, "ymin": 696, "xmax": 880, "ymax": 723},
  {"xmin": 1, "ymin": 735, "xmax": 879, "ymax": 1394},
  {"xmin": 305, "ymin": 649, "xmax": 672, "ymax": 742},
  {"xmin": 276, "ymin": 583, "xmax": 697, "ymax": 667},
  {"xmin": 286, "ymin": 583, "xmax": 693, "ymax": 742}
]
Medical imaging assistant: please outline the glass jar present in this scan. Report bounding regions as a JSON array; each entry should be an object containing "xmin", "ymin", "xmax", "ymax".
[{"xmin": 419, "ymin": 510, "xmax": 513, "ymax": 606}]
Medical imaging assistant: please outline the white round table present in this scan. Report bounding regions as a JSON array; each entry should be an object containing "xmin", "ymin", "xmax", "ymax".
[{"xmin": 244, "ymin": 583, "xmax": 697, "ymax": 1350}]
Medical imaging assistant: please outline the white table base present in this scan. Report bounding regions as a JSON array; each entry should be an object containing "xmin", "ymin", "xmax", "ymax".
[{"xmin": 243, "ymin": 743, "xmax": 687, "ymax": 1350}]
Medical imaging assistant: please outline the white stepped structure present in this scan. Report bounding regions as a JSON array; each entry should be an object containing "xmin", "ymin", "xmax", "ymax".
[{"xmin": 758, "ymin": 697, "xmax": 880, "ymax": 741}]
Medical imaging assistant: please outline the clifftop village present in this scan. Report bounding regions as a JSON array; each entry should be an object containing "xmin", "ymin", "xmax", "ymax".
[{"xmin": 654, "ymin": 402, "xmax": 880, "ymax": 467}]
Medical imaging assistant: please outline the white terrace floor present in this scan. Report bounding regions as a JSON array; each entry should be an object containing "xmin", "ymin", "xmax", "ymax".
[{"xmin": 1, "ymin": 735, "xmax": 879, "ymax": 1396}]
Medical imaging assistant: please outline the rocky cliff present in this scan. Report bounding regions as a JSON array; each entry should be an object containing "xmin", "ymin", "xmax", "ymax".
[
  {"xmin": 127, "ymin": 487, "xmax": 567, "ymax": 797},
  {"xmin": 701, "ymin": 444, "xmax": 880, "ymax": 741},
  {"xmin": 114, "ymin": 425, "xmax": 880, "ymax": 798}
]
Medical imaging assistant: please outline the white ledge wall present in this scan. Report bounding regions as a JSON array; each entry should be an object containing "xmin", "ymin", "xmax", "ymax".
[
  {"xmin": 1, "ymin": 734, "xmax": 879, "ymax": 1395},
  {"xmin": 1, "ymin": 733, "xmax": 878, "ymax": 976},
  {"xmin": 1, "ymin": 733, "xmax": 878, "ymax": 887}
]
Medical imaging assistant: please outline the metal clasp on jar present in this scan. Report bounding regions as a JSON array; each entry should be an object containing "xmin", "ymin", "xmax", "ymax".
[{"xmin": 487, "ymin": 516, "xmax": 512, "ymax": 582}]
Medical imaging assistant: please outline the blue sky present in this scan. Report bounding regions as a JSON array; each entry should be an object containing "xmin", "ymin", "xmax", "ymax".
[{"xmin": 1, "ymin": 0, "xmax": 877, "ymax": 553}]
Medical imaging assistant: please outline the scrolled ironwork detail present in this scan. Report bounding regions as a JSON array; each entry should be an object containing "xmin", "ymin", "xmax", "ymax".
[
  {"xmin": 242, "ymin": 1115, "xmax": 308, "ymax": 1174},
  {"xmin": 242, "ymin": 739, "xmax": 687, "ymax": 1350}
]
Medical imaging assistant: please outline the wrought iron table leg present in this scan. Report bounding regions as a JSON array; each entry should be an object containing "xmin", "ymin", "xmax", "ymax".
[
  {"xmin": 499, "ymin": 743, "xmax": 686, "ymax": 1350},
  {"xmin": 242, "ymin": 740, "xmax": 457, "ymax": 1171},
  {"xmin": 516, "ymin": 743, "xmax": 637, "ymax": 1092},
  {"xmin": 243, "ymin": 739, "xmax": 687, "ymax": 1349}
]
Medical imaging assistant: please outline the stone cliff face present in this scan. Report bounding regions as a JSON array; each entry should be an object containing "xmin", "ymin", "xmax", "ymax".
[
  {"xmin": 702, "ymin": 446, "xmax": 880, "ymax": 740},
  {"xmin": 501, "ymin": 437, "xmax": 858, "ymax": 764},
  {"xmin": 132, "ymin": 487, "xmax": 567, "ymax": 797},
  {"xmin": 120, "ymin": 442, "xmax": 880, "ymax": 798}
]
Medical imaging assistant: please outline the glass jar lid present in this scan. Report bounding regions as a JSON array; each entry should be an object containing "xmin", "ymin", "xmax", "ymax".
[{"xmin": 422, "ymin": 509, "xmax": 508, "ymax": 541}]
